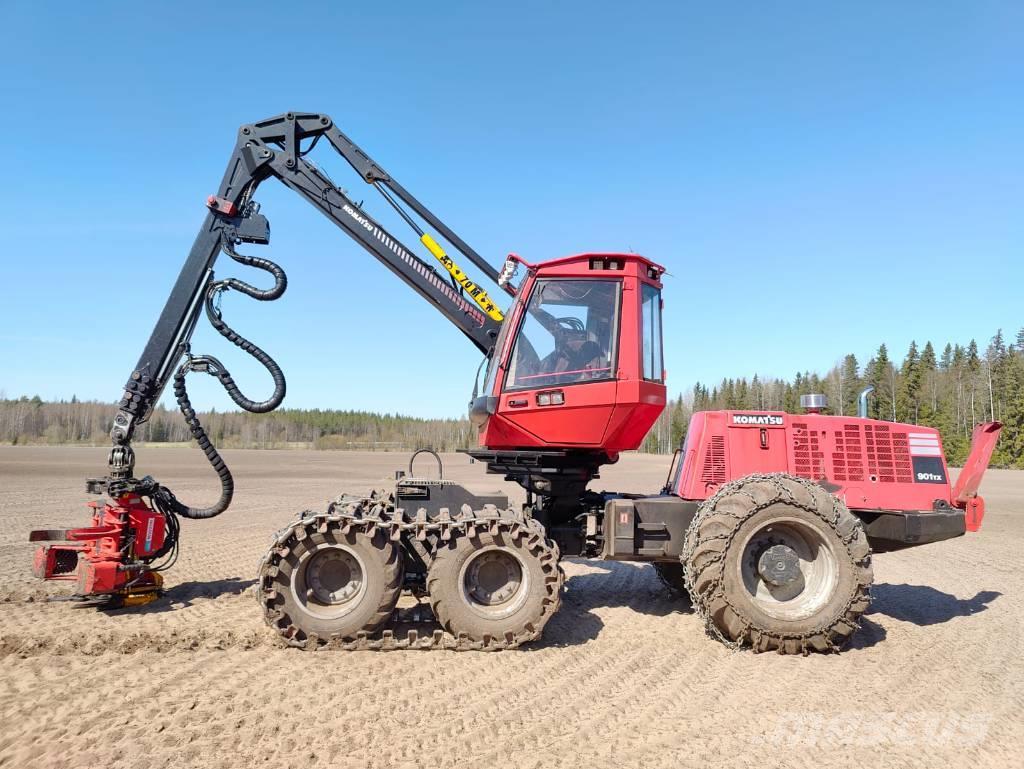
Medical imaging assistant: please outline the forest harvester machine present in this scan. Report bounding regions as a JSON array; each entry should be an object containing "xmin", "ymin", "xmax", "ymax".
[{"xmin": 30, "ymin": 113, "xmax": 1002, "ymax": 653}]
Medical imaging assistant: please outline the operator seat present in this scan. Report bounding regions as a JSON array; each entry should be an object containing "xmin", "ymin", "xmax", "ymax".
[{"xmin": 540, "ymin": 330, "xmax": 607, "ymax": 380}]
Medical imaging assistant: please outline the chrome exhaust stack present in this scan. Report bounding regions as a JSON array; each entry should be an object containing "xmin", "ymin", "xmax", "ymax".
[{"xmin": 857, "ymin": 386, "xmax": 875, "ymax": 418}]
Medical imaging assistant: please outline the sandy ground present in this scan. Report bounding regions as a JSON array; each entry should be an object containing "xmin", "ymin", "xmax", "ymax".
[{"xmin": 0, "ymin": 446, "xmax": 1020, "ymax": 769}]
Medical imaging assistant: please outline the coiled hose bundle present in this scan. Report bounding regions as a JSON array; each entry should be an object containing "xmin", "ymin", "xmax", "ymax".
[{"xmin": 157, "ymin": 238, "xmax": 288, "ymax": 520}]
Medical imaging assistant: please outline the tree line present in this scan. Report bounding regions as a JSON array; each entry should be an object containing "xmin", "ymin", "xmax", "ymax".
[
  {"xmin": 641, "ymin": 327, "xmax": 1023, "ymax": 468},
  {"xmin": 2, "ymin": 327, "xmax": 1022, "ymax": 467},
  {"xmin": 0, "ymin": 397, "xmax": 475, "ymax": 452}
]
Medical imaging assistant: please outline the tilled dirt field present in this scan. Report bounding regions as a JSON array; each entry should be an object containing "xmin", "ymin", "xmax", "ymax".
[{"xmin": 0, "ymin": 446, "xmax": 1020, "ymax": 768}]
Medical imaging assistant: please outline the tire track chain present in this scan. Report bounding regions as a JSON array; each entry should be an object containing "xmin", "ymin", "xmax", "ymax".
[
  {"xmin": 681, "ymin": 473, "xmax": 873, "ymax": 654},
  {"xmin": 257, "ymin": 490, "xmax": 563, "ymax": 651},
  {"xmin": 652, "ymin": 562, "xmax": 689, "ymax": 599}
]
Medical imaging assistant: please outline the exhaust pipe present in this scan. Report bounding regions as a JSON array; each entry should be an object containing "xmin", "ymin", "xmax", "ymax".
[{"xmin": 858, "ymin": 386, "xmax": 875, "ymax": 418}]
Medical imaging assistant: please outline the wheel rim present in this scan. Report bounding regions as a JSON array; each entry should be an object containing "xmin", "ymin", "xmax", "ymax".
[
  {"xmin": 292, "ymin": 545, "xmax": 368, "ymax": 620},
  {"xmin": 458, "ymin": 546, "xmax": 530, "ymax": 620},
  {"xmin": 735, "ymin": 517, "xmax": 839, "ymax": 621}
]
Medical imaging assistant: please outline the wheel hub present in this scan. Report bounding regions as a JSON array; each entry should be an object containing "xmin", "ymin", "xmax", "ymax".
[
  {"xmin": 757, "ymin": 544, "xmax": 801, "ymax": 587},
  {"xmin": 464, "ymin": 550, "xmax": 523, "ymax": 607},
  {"xmin": 737, "ymin": 518, "xmax": 840, "ymax": 621},
  {"xmin": 306, "ymin": 548, "xmax": 363, "ymax": 605}
]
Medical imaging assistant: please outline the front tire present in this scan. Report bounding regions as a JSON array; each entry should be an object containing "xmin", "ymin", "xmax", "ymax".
[
  {"xmin": 683, "ymin": 473, "xmax": 873, "ymax": 654},
  {"xmin": 262, "ymin": 518, "xmax": 403, "ymax": 647}
]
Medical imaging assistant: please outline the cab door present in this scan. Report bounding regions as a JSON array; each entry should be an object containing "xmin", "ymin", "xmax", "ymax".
[{"xmin": 495, "ymin": 277, "xmax": 622, "ymax": 447}]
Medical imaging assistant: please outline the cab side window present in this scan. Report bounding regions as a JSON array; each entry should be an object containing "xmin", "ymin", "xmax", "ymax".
[{"xmin": 641, "ymin": 283, "xmax": 663, "ymax": 382}]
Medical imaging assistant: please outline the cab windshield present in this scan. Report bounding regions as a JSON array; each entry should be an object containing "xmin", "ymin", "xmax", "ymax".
[{"xmin": 505, "ymin": 279, "xmax": 621, "ymax": 390}]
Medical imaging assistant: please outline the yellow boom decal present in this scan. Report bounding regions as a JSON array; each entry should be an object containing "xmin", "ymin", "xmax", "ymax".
[{"xmin": 420, "ymin": 233, "xmax": 504, "ymax": 322}]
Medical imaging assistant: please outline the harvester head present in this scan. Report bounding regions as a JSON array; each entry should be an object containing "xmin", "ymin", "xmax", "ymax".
[{"xmin": 30, "ymin": 491, "xmax": 174, "ymax": 608}]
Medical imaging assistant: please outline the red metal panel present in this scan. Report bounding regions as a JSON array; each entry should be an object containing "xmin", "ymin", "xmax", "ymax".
[
  {"xmin": 675, "ymin": 410, "xmax": 958, "ymax": 512},
  {"xmin": 497, "ymin": 379, "xmax": 618, "ymax": 446},
  {"xmin": 604, "ymin": 379, "xmax": 665, "ymax": 451},
  {"xmin": 952, "ymin": 422, "xmax": 1002, "ymax": 504},
  {"xmin": 726, "ymin": 416, "xmax": 788, "ymax": 476},
  {"xmin": 675, "ymin": 411, "xmax": 733, "ymax": 498},
  {"xmin": 673, "ymin": 411, "xmax": 706, "ymax": 497}
]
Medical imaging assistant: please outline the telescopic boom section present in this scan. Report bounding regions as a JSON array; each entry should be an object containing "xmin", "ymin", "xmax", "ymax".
[{"xmin": 105, "ymin": 112, "xmax": 506, "ymax": 488}]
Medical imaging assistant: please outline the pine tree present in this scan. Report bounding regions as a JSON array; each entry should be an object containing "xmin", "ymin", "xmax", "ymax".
[
  {"xmin": 691, "ymin": 383, "xmax": 704, "ymax": 412},
  {"xmin": 966, "ymin": 340, "xmax": 981, "ymax": 428},
  {"xmin": 670, "ymin": 396, "xmax": 688, "ymax": 449},
  {"xmin": 898, "ymin": 340, "xmax": 921, "ymax": 423},
  {"xmin": 735, "ymin": 378, "xmax": 751, "ymax": 409},
  {"xmin": 995, "ymin": 353, "xmax": 1024, "ymax": 466},
  {"xmin": 838, "ymin": 354, "xmax": 860, "ymax": 416},
  {"xmin": 921, "ymin": 342, "xmax": 936, "ymax": 370},
  {"xmin": 783, "ymin": 379, "xmax": 798, "ymax": 413},
  {"xmin": 919, "ymin": 341, "xmax": 938, "ymax": 424},
  {"xmin": 940, "ymin": 343, "xmax": 953, "ymax": 371},
  {"xmin": 865, "ymin": 344, "xmax": 894, "ymax": 420},
  {"xmin": 987, "ymin": 330, "xmax": 1009, "ymax": 422}
]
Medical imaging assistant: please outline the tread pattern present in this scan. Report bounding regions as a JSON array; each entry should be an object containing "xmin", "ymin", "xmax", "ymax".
[
  {"xmin": 284, "ymin": 522, "xmax": 403, "ymax": 642},
  {"xmin": 427, "ymin": 522, "xmax": 564, "ymax": 647},
  {"xmin": 681, "ymin": 473, "xmax": 873, "ymax": 654},
  {"xmin": 257, "ymin": 491, "xmax": 564, "ymax": 651}
]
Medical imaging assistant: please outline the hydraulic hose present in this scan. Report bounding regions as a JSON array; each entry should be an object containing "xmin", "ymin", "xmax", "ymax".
[
  {"xmin": 162, "ymin": 237, "xmax": 287, "ymax": 519},
  {"xmin": 161, "ymin": 359, "xmax": 236, "ymax": 519},
  {"xmin": 203, "ymin": 240, "xmax": 287, "ymax": 413}
]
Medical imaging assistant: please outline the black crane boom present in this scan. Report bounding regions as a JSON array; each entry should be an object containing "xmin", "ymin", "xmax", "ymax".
[{"xmin": 103, "ymin": 112, "xmax": 505, "ymax": 499}]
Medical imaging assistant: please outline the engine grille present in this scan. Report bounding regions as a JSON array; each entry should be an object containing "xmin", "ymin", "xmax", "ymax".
[
  {"xmin": 832, "ymin": 424, "xmax": 866, "ymax": 482},
  {"xmin": 700, "ymin": 435, "xmax": 726, "ymax": 486},
  {"xmin": 795, "ymin": 421, "xmax": 914, "ymax": 484},
  {"xmin": 792, "ymin": 423, "xmax": 825, "ymax": 479},
  {"xmin": 864, "ymin": 423, "xmax": 913, "ymax": 483}
]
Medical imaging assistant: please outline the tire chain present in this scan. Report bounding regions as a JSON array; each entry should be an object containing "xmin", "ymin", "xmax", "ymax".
[
  {"xmin": 681, "ymin": 473, "xmax": 873, "ymax": 655},
  {"xmin": 652, "ymin": 562, "xmax": 689, "ymax": 599},
  {"xmin": 256, "ymin": 490, "xmax": 564, "ymax": 651}
]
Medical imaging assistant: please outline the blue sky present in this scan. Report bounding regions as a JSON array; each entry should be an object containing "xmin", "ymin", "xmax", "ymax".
[{"xmin": 0, "ymin": 2, "xmax": 1020, "ymax": 418}]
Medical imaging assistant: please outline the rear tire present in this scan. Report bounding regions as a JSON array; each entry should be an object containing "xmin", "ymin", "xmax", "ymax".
[
  {"xmin": 264, "ymin": 518, "xmax": 402, "ymax": 646},
  {"xmin": 683, "ymin": 473, "xmax": 873, "ymax": 654},
  {"xmin": 428, "ymin": 521, "xmax": 562, "ymax": 646}
]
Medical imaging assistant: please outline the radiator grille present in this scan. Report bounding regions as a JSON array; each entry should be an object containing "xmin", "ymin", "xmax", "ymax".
[
  {"xmin": 792, "ymin": 423, "xmax": 825, "ymax": 479},
  {"xmin": 864, "ymin": 423, "xmax": 913, "ymax": 483},
  {"xmin": 832, "ymin": 424, "xmax": 866, "ymax": 482},
  {"xmin": 792, "ymin": 422, "xmax": 915, "ymax": 484},
  {"xmin": 700, "ymin": 435, "xmax": 726, "ymax": 486}
]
